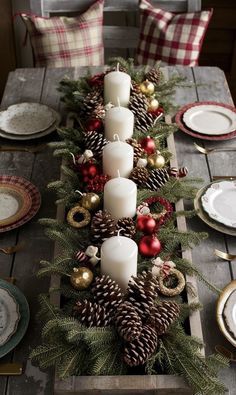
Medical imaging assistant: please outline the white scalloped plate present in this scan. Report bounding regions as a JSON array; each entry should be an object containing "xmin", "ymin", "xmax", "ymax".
[
  {"xmin": 183, "ymin": 104, "xmax": 236, "ymax": 135},
  {"xmin": 217, "ymin": 280, "xmax": 236, "ymax": 348},
  {"xmin": 201, "ymin": 181, "xmax": 236, "ymax": 228},
  {"xmin": 0, "ymin": 288, "xmax": 20, "ymax": 346},
  {"xmin": 0, "ymin": 103, "xmax": 55, "ymax": 135}
]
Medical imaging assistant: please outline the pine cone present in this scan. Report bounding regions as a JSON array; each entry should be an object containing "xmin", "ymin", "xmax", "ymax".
[
  {"xmin": 147, "ymin": 301, "xmax": 180, "ymax": 335},
  {"xmin": 129, "ymin": 167, "xmax": 149, "ymax": 187},
  {"xmin": 124, "ymin": 324, "xmax": 158, "ymax": 366},
  {"xmin": 83, "ymin": 88, "xmax": 103, "ymax": 115},
  {"xmin": 83, "ymin": 131, "xmax": 109, "ymax": 159},
  {"xmin": 116, "ymin": 217, "xmax": 136, "ymax": 239},
  {"xmin": 126, "ymin": 138, "xmax": 145, "ymax": 164},
  {"xmin": 129, "ymin": 90, "xmax": 149, "ymax": 115},
  {"xmin": 145, "ymin": 68, "xmax": 164, "ymax": 85},
  {"xmin": 91, "ymin": 274, "xmax": 124, "ymax": 316},
  {"xmin": 73, "ymin": 299, "xmax": 111, "ymax": 327},
  {"xmin": 91, "ymin": 210, "xmax": 116, "ymax": 245},
  {"xmin": 135, "ymin": 111, "xmax": 156, "ymax": 133},
  {"xmin": 145, "ymin": 168, "xmax": 170, "ymax": 191},
  {"xmin": 126, "ymin": 271, "xmax": 159, "ymax": 320},
  {"xmin": 115, "ymin": 301, "xmax": 142, "ymax": 341}
]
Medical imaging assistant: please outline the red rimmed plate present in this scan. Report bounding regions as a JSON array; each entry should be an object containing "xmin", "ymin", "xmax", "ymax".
[
  {"xmin": 175, "ymin": 101, "xmax": 236, "ymax": 141},
  {"xmin": 0, "ymin": 175, "xmax": 41, "ymax": 233}
]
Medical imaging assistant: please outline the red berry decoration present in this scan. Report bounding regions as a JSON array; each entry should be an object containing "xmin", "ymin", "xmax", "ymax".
[
  {"xmin": 88, "ymin": 72, "xmax": 105, "ymax": 87},
  {"xmin": 86, "ymin": 174, "xmax": 110, "ymax": 193},
  {"xmin": 139, "ymin": 136, "xmax": 156, "ymax": 154},
  {"xmin": 139, "ymin": 235, "xmax": 162, "ymax": 257},
  {"xmin": 148, "ymin": 106, "xmax": 164, "ymax": 117},
  {"xmin": 81, "ymin": 162, "xmax": 99, "ymax": 182},
  {"xmin": 85, "ymin": 118, "xmax": 103, "ymax": 133},
  {"xmin": 136, "ymin": 215, "xmax": 156, "ymax": 234}
]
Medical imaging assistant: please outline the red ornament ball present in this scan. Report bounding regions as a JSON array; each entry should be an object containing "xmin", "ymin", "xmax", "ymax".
[
  {"xmin": 139, "ymin": 136, "xmax": 156, "ymax": 154},
  {"xmin": 81, "ymin": 162, "xmax": 99, "ymax": 181},
  {"xmin": 85, "ymin": 118, "xmax": 103, "ymax": 133},
  {"xmin": 86, "ymin": 174, "xmax": 110, "ymax": 193},
  {"xmin": 136, "ymin": 215, "xmax": 156, "ymax": 234},
  {"xmin": 138, "ymin": 235, "xmax": 161, "ymax": 257},
  {"xmin": 148, "ymin": 106, "xmax": 164, "ymax": 117}
]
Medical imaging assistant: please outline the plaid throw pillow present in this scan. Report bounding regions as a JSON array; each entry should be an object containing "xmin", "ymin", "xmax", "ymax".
[
  {"xmin": 136, "ymin": 0, "xmax": 213, "ymax": 66},
  {"xmin": 21, "ymin": 0, "xmax": 104, "ymax": 67}
]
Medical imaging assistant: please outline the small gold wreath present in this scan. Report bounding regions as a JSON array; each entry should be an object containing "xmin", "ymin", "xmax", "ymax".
[
  {"xmin": 67, "ymin": 205, "xmax": 91, "ymax": 229},
  {"xmin": 159, "ymin": 268, "xmax": 185, "ymax": 297}
]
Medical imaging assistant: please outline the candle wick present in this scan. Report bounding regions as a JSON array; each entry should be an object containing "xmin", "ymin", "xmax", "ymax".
[
  {"xmin": 117, "ymin": 97, "xmax": 121, "ymax": 108},
  {"xmin": 117, "ymin": 228, "xmax": 123, "ymax": 245},
  {"xmin": 117, "ymin": 62, "xmax": 120, "ymax": 72},
  {"xmin": 70, "ymin": 152, "xmax": 76, "ymax": 165},
  {"xmin": 75, "ymin": 190, "xmax": 84, "ymax": 197},
  {"xmin": 113, "ymin": 133, "xmax": 121, "ymax": 145}
]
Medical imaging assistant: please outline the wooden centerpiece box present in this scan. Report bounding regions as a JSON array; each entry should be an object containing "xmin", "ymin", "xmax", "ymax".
[{"xmin": 43, "ymin": 1, "xmax": 204, "ymax": 393}]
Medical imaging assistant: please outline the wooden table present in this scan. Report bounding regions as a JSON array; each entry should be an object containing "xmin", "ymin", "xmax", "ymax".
[{"xmin": 0, "ymin": 66, "xmax": 235, "ymax": 394}]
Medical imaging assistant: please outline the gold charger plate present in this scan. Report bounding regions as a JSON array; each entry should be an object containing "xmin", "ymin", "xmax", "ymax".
[
  {"xmin": 0, "ymin": 184, "xmax": 32, "ymax": 227},
  {"xmin": 217, "ymin": 280, "xmax": 236, "ymax": 348},
  {"xmin": 194, "ymin": 181, "xmax": 236, "ymax": 237}
]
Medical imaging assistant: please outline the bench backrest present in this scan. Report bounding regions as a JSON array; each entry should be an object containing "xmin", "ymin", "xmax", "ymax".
[{"xmin": 31, "ymin": 0, "xmax": 202, "ymax": 59}]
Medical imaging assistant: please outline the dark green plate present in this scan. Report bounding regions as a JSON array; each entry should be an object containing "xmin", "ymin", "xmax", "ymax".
[{"xmin": 0, "ymin": 279, "xmax": 30, "ymax": 358}]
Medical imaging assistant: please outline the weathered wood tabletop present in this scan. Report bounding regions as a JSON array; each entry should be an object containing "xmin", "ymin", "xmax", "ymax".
[{"xmin": 0, "ymin": 66, "xmax": 236, "ymax": 395}]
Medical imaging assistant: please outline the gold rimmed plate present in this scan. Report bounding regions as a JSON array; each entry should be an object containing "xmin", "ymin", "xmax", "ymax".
[
  {"xmin": 194, "ymin": 181, "xmax": 236, "ymax": 237},
  {"xmin": 217, "ymin": 280, "xmax": 236, "ymax": 348},
  {"xmin": 0, "ymin": 184, "xmax": 32, "ymax": 227}
]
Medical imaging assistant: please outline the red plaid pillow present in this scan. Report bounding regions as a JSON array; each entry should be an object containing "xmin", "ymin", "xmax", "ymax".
[
  {"xmin": 21, "ymin": 0, "xmax": 104, "ymax": 67},
  {"xmin": 136, "ymin": 0, "xmax": 213, "ymax": 66}
]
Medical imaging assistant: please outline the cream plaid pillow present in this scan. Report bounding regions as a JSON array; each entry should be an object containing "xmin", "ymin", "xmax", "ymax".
[{"xmin": 21, "ymin": 0, "xmax": 104, "ymax": 67}]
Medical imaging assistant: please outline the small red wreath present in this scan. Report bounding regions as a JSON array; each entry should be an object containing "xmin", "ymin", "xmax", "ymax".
[{"xmin": 143, "ymin": 196, "xmax": 173, "ymax": 229}]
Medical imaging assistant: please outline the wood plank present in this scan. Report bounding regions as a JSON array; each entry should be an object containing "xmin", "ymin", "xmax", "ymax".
[
  {"xmin": 2, "ymin": 67, "xmax": 59, "ymax": 395},
  {"xmin": 170, "ymin": 65, "xmax": 235, "ymax": 394}
]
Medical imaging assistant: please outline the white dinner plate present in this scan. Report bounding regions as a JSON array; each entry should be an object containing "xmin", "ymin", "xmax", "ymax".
[
  {"xmin": 0, "ymin": 110, "xmax": 60, "ymax": 140},
  {"xmin": 0, "ymin": 288, "xmax": 20, "ymax": 346},
  {"xmin": 0, "ymin": 103, "xmax": 56, "ymax": 135},
  {"xmin": 223, "ymin": 289, "xmax": 236, "ymax": 339},
  {"xmin": 183, "ymin": 104, "xmax": 236, "ymax": 135},
  {"xmin": 201, "ymin": 181, "xmax": 236, "ymax": 228}
]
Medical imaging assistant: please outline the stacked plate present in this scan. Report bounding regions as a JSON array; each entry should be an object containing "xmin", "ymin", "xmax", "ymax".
[
  {"xmin": 0, "ymin": 175, "xmax": 41, "ymax": 233},
  {"xmin": 0, "ymin": 280, "xmax": 29, "ymax": 358},
  {"xmin": 194, "ymin": 180, "xmax": 236, "ymax": 237},
  {"xmin": 0, "ymin": 102, "xmax": 60, "ymax": 140},
  {"xmin": 217, "ymin": 280, "xmax": 236, "ymax": 348},
  {"xmin": 175, "ymin": 101, "xmax": 236, "ymax": 141}
]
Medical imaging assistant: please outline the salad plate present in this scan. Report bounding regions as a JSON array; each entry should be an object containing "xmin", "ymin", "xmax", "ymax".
[
  {"xmin": 0, "ymin": 288, "xmax": 20, "ymax": 346},
  {"xmin": 0, "ymin": 175, "xmax": 41, "ymax": 233},
  {"xmin": 0, "ymin": 280, "xmax": 29, "ymax": 358},
  {"xmin": 183, "ymin": 104, "xmax": 236, "ymax": 135},
  {"xmin": 0, "ymin": 109, "xmax": 60, "ymax": 141},
  {"xmin": 0, "ymin": 184, "xmax": 32, "ymax": 227},
  {"xmin": 201, "ymin": 180, "xmax": 236, "ymax": 228},
  {"xmin": 0, "ymin": 103, "xmax": 55, "ymax": 135}
]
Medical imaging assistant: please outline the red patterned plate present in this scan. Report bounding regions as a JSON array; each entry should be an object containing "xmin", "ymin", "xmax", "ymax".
[
  {"xmin": 175, "ymin": 101, "xmax": 236, "ymax": 141},
  {"xmin": 0, "ymin": 175, "xmax": 41, "ymax": 233}
]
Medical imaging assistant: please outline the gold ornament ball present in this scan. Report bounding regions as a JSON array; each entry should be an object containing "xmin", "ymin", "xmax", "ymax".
[
  {"xmin": 148, "ymin": 98, "xmax": 159, "ymax": 111},
  {"xmin": 70, "ymin": 267, "xmax": 94, "ymax": 290},
  {"xmin": 139, "ymin": 80, "xmax": 155, "ymax": 96},
  {"xmin": 148, "ymin": 153, "xmax": 165, "ymax": 169},
  {"xmin": 80, "ymin": 193, "xmax": 100, "ymax": 211}
]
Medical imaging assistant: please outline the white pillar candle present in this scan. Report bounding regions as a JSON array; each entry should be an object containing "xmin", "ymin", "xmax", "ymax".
[
  {"xmin": 104, "ymin": 177, "xmax": 137, "ymax": 220},
  {"xmin": 101, "ymin": 235, "xmax": 138, "ymax": 291},
  {"xmin": 104, "ymin": 71, "xmax": 131, "ymax": 107},
  {"xmin": 103, "ymin": 140, "xmax": 133, "ymax": 178},
  {"xmin": 104, "ymin": 106, "xmax": 134, "ymax": 141}
]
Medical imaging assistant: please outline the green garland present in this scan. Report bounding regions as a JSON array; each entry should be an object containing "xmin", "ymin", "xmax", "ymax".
[{"xmin": 31, "ymin": 59, "xmax": 228, "ymax": 394}]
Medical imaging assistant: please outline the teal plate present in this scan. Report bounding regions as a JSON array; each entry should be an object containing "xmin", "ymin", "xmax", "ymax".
[{"xmin": 0, "ymin": 279, "xmax": 30, "ymax": 358}]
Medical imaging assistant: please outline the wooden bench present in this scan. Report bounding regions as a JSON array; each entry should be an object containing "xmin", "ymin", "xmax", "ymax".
[{"xmin": 30, "ymin": 0, "xmax": 202, "ymax": 61}]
